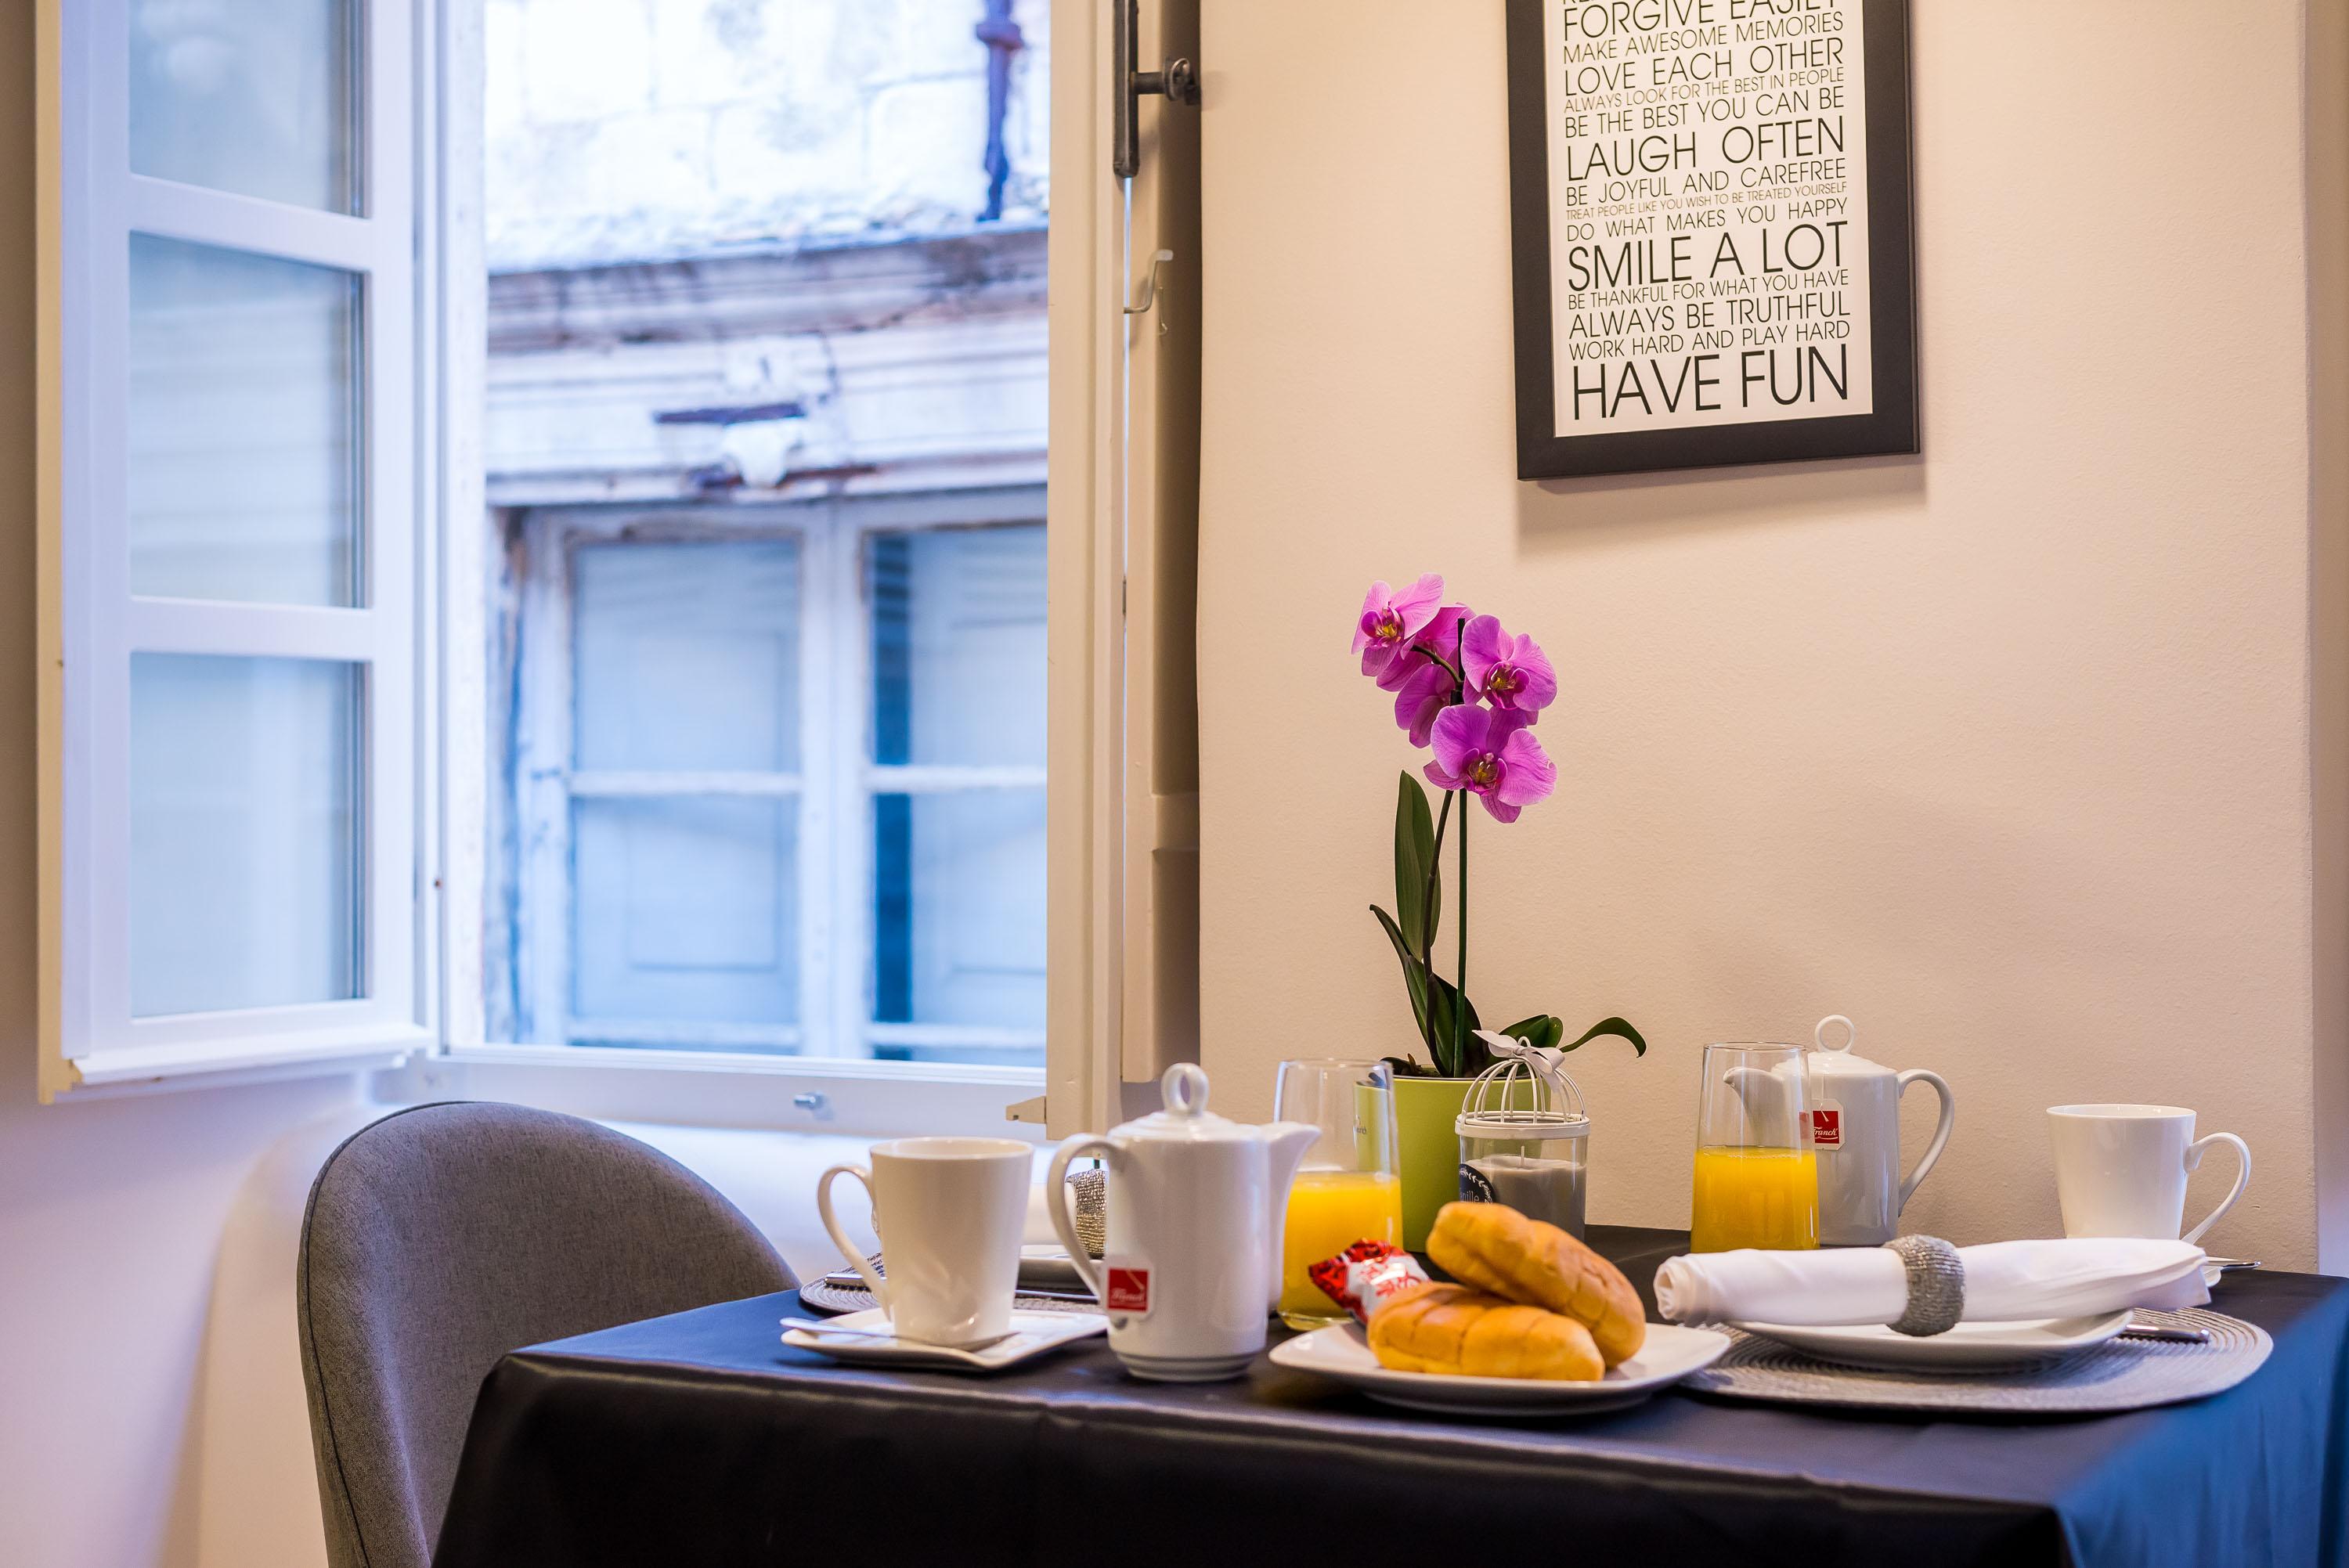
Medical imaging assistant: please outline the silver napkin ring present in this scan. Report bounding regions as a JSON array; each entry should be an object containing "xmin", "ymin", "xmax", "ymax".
[{"xmin": 1885, "ymin": 1235, "xmax": 1965, "ymax": 1337}]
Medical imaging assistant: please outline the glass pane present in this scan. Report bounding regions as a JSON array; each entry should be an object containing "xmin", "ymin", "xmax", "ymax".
[
  {"xmin": 873, "ymin": 788, "xmax": 1045, "ymax": 1056},
  {"xmin": 572, "ymin": 797, "xmax": 798, "ymax": 1039},
  {"xmin": 131, "ymin": 654, "xmax": 362, "ymax": 1017},
  {"xmin": 574, "ymin": 541, "xmax": 800, "ymax": 773},
  {"xmin": 129, "ymin": 235, "xmax": 362, "ymax": 606},
  {"xmin": 871, "ymin": 525, "xmax": 1045, "ymax": 767},
  {"xmin": 131, "ymin": 0, "xmax": 359, "ymax": 213}
]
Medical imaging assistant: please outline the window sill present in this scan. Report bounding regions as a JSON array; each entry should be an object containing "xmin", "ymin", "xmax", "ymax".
[
  {"xmin": 379, "ymin": 1044, "xmax": 1046, "ymax": 1141},
  {"xmin": 50, "ymin": 1028, "xmax": 432, "ymax": 1101}
]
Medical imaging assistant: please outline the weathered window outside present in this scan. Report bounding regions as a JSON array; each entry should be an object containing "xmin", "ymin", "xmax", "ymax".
[{"xmin": 482, "ymin": 0, "xmax": 1050, "ymax": 1065}]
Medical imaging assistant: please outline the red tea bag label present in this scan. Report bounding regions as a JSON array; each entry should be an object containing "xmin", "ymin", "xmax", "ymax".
[
  {"xmin": 1104, "ymin": 1263, "xmax": 1152, "ymax": 1317},
  {"xmin": 1809, "ymin": 1103, "xmax": 1843, "ymax": 1150}
]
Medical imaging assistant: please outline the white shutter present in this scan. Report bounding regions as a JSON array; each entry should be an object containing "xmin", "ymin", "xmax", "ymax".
[
  {"xmin": 1043, "ymin": 0, "xmax": 1203, "ymax": 1134},
  {"xmin": 37, "ymin": 0, "xmax": 431, "ymax": 1096},
  {"xmin": 1120, "ymin": 0, "xmax": 1203, "ymax": 1086}
]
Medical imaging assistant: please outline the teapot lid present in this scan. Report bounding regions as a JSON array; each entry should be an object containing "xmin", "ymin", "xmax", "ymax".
[
  {"xmin": 1115, "ymin": 1063, "xmax": 1256, "ymax": 1141},
  {"xmin": 1806, "ymin": 1014, "xmax": 1892, "ymax": 1076}
]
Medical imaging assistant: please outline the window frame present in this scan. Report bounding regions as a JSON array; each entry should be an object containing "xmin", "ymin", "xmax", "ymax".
[
  {"xmin": 491, "ymin": 488, "xmax": 1049, "ymax": 1065},
  {"xmin": 38, "ymin": 0, "xmax": 435, "ymax": 1098},
  {"xmin": 39, "ymin": 0, "xmax": 1155, "ymax": 1137}
]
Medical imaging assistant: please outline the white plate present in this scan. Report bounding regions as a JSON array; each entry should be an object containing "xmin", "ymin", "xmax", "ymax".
[
  {"xmin": 1269, "ymin": 1321, "xmax": 1731, "ymax": 1416},
  {"xmin": 782, "ymin": 1308, "xmax": 1106, "ymax": 1372},
  {"xmin": 1730, "ymin": 1310, "xmax": 2133, "ymax": 1372}
]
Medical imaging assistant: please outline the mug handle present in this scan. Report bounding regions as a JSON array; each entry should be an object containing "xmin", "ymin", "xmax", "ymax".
[
  {"xmin": 2181, "ymin": 1133, "xmax": 2251, "ymax": 1245},
  {"xmin": 1895, "ymin": 1069, "xmax": 1956, "ymax": 1211},
  {"xmin": 815, "ymin": 1163, "xmax": 891, "ymax": 1311},
  {"xmin": 1046, "ymin": 1134, "xmax": 1116, "ymax": 1305}
]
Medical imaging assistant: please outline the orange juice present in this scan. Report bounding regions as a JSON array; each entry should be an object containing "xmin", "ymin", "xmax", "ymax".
[
  {"xmin": 1279, "ymin": 1170, "xmax": 1403, "ymax": 1325},
  {"xmin": 1690, "ymin": 1146, "xmax": 1819, "ymax": 1253}
]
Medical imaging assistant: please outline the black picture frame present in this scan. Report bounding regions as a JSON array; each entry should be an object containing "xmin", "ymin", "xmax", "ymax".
[{"xmin": 1506, "ymin": 0, "xmax": 1918, "ymax": 480}]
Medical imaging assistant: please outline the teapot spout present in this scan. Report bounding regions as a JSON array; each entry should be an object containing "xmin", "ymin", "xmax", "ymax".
[{"xmin": 1265, "ymin": 1121, "xmax": 1320, "ymax": 1195}]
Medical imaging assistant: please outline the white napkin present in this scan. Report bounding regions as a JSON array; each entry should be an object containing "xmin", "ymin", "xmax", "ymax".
[{"xmin": 1654, "ymin": 1238, "xmax": 2210, "ymax": 1327}]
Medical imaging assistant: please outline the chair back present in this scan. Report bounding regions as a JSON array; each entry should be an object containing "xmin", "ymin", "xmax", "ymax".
[{"xmin": 296, "ymin": 1101, "xmax": 796, "ymax": 1568}]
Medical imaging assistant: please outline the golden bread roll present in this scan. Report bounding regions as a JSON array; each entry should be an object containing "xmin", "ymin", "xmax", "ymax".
[
  {"xmin": 1427, "ymin": 1202, "xmax": 1647, "ymax": 1366},
  {"xmin": 1366, "ymin": 1283, "xmax": 1605, "ymax": 1382}
]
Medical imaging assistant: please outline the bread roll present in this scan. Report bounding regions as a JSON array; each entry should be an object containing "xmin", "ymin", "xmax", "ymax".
[
  {"xmin": 1367, "ymin": 1283, "xmax": 1605, "ymax": 1382},
  {"xmin": 1427, "ymin": 1201, "xmax": 1647, "ymax": 1366}
]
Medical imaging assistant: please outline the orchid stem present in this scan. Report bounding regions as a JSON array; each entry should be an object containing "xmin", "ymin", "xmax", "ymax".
[{"xmin": 1456, "ymin": 789, "xmax": 1467, "ymax": 1075}]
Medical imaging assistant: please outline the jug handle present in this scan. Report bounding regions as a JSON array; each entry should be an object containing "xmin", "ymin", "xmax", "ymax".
[
  {"xmin": 1046, "ymin": 1135, "xmax": 1116, "ymax": 1305},
  {"xmin": 1895, "ymin": 1069, "xmax": 1956, "ymax": 1210}
]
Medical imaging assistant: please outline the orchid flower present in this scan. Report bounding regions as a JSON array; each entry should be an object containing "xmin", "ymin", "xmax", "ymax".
[
  {"xmin": 1353, "ymin": 575, "xmax": 1448, "ymax": 682},
  {"xmin": 1462, "ymin": 614, "xmax": 1557, "ymax": 719},
  {"xmin": 1391, "ymin": 656, "xmax": 1458, "ymax": 747},
  {"xmin": 1424, "ymin": 705, "xmax": 1557, "ymax": 823}
]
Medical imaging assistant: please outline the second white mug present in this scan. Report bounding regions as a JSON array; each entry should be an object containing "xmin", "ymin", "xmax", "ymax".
[
  {"xmin": 816, "ymin": 1136, "xmax": 1031, "ymax": 1346},
  {"xmin": 2047, "ymin": 1104, "xmax": 2250, "ymax": 1245}
]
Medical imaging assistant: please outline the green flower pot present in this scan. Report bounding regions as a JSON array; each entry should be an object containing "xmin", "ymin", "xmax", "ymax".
[{"xmin": 1393, "ymin": 1076, "xmax": 1478, "ymax": 1250}]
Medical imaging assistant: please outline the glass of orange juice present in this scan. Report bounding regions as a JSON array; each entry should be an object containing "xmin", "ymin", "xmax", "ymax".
[
  {"xmin": 1272, "ymin": 1058, "xmax": 1402, "ymax": 1329},
  {"xmin": 1690, "ymin": 1043, "xmax": 1819, "ymax": 1253}
]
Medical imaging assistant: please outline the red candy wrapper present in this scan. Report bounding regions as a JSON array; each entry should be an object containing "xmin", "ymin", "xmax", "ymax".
[{"xmin": 1309, "ymin": 1239, "xmax": 1432, "ymax": 1324}]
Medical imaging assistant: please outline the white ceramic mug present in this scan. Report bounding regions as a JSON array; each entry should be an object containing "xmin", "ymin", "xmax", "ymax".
[
  {"xmin": 816, "ymin": 1137, "xmax": 1031, "ymax": 1346},
  {"xmin": 2047, "ymin": 1104, "xmax": 2250, "ymax": 1244}
]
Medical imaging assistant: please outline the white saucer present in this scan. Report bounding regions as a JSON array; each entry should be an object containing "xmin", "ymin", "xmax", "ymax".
[
  {"xmin": 782, "ymin": 1308, "xmax": 1106, "ymax": 1372},
  {"xmin": 1269, "ymin": 1321, "xmax": 1730, "ymax": 1416},
  {"xmin": 1730, "ymin": 1310, "xmax": 2132, "ymax": 1372}
]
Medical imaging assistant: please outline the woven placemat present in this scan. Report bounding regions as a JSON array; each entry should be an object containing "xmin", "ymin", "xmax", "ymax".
[
  {"xmin": 1684, "ymin": 1308, "xmax": 2270, "ymax": 1415},
  {"xmin": 799, "ymin": 1255, "xmax": 1104, "ymax": 1318}
]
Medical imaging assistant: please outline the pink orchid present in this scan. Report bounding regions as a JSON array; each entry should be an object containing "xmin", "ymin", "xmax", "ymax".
[
  {"xmin": 1424, "ymin": 705, "xmax": 1556, "ymax": 824},
  {"xmin": 1376, "ymin": 604, "xmax": 1470, "ymax": 692},
  {"xmin": 1462, "ymin": 614, "xmax": 1557, "ymax": 719},
  {"xmin": 1391, "ymin": 656, "xmax": 1459, "ymax": 747},
  {"xmin": 1353, "ymin": 575, "xmax": 1448, "ymax": 681}
]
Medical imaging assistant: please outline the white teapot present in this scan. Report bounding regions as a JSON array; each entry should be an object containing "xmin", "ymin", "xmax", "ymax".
[
  {"xmin": 1802, "ymin": 1015, "xmax": 1956, "ymax": 1245},
  {"xmin": 1046, "ymin": 1064, "xmax": 1318, "ymax": 1382}
]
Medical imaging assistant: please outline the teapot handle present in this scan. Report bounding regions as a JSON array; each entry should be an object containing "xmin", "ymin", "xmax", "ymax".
[
  {"xmin": 1895, "ymin": 1069, "xmax": 1956, "ymax": 1211},
  {"xmin": 1046, "ymin": 1135, "xmax": 1117, "ymax": 1305}
]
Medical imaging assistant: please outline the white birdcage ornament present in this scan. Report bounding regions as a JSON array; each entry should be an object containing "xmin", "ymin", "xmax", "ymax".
[{"xmin": 1454, "ymin": 1029, "xmax": 1592, "ymax": 1238}]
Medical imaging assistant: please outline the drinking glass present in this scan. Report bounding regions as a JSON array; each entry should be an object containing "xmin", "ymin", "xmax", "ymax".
[
  {"xmin": 1272, "ymin": 1058, "xmax": 1401, "ymax": 1329},
  {"xmin": 1689, "ymin": 1043, "xmax": 1820, "ymax": 1253}
]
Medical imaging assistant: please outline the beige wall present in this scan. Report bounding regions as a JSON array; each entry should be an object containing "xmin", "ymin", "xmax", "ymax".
[{"xmin": 1197, "ymin": 0, "xmax": 2344, "ymax": 1269}]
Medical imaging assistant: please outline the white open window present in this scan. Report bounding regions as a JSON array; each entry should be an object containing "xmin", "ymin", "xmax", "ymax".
[
  {"xmin": 38, "ymin": 0, "xmax": 1193, "ymax": 1137},
  {"xmin": 38, "ymin": 0, "xmax": 431, "ymax": 1095}
]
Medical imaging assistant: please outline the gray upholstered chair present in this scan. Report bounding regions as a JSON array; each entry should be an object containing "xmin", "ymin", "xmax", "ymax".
[{"xmin": 296, "ymin": 1101, "xmax": 796, "ymax": 1568}]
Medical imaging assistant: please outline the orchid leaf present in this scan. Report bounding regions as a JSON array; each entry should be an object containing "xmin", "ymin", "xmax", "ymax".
[
  {"xmin": 1393, "ymin": 773, "xmax": 1437, "ymax": 953},
  {"xmin": 1370, "ymin": 905, "xmax": 1434, "ymax": 1047},
  {"xmin": 1497, "ymin": 1014, "xmax": 1566, "ymax": 1052},
  {"xmin": 1423, "ymin": 971, "xmax": 1483, "ymax": 1076},
  {"xmin": 1559, "ymin": 1016, "xmax": 1647, "ymax": 1056}
]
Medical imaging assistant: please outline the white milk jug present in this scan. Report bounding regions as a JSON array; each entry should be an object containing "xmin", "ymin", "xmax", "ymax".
[
  {"xmin": 1803, "ymin": 1015, "xmax": 1956, "ymax": 1246},
  {"xmin": 1047, "ymin": 1065, "xmax": 1318, "ymax": 1382}
]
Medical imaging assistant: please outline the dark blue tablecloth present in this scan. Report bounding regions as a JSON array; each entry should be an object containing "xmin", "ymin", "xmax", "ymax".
[{"xmin": 432, "ymin": 1227, "xmax": 2349, "ymax": 1568}]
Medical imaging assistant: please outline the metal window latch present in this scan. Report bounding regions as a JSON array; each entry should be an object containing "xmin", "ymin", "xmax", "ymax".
[{"xmin": 1113, "ymin": 0, "xmax": 1200, "ymax": 180}]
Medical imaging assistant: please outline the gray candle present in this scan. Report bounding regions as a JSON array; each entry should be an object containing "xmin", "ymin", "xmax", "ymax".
[{"xmin": 1459, "ymin": 1152, "xmax": 1586, "ymax": 1238}]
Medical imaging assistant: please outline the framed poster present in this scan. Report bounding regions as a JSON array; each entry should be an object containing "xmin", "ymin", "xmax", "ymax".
[{"xmin": 1506, "ymin": 0, "xmax": 1917, "ymax": 479}]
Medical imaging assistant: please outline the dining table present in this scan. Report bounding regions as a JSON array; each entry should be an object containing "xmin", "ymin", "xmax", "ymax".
[{"xmin": 430, "ymin": 1225, "xmax": 2349, "ymax": 1568}]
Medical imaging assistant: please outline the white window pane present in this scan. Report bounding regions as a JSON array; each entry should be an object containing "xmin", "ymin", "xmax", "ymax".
[
  {"xmin": 131, "ymin": 654, "xmax": 362, "ymax": 1017},
  {"xmin": 871, "ymin": 525, "xmax": 1045, "ymax": 767},
  {"xmin": 572, "ymin": 797, "xmax": 798, "ymax": 1036},
  {"xmin": 574, "ymin": 541, "xmax": 800, "ymax": 773},
  {"xmin": 128, "ymin": 235, "xmax": 362, "ymax": 606},
  {"xmin": 131, "ymin": 0, "xmax": 359, "ymax": 213},
  {"xmin": 874, "ymin": 788, "xmax": 1045, "ymax": 1041}
]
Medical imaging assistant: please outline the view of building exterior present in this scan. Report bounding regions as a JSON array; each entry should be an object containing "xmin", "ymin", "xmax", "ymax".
[{"xmin": 480, "ymin": 0, "xmax": 1050, "ymax": 1062}]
